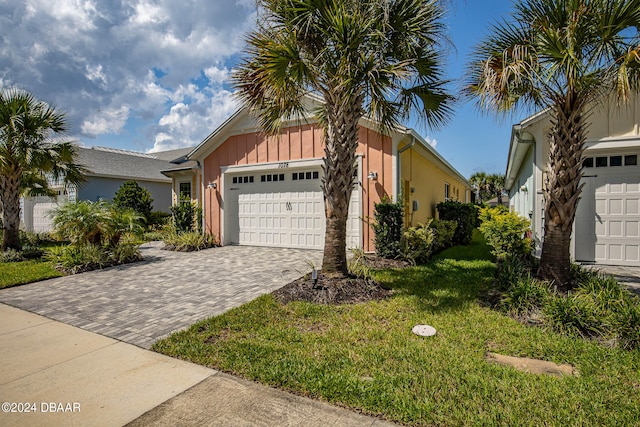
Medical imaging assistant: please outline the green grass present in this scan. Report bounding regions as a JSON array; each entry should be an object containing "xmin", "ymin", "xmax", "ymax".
[
  {"xmin": 0, "ymin": 259, "xmax": 62, "ymax": 288},
  {"xmin": 153, "ymin": 232, "xmax": 640, "ymax": 426}
]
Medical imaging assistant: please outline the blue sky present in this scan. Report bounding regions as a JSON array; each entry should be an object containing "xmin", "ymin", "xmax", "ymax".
[{"xmin": 0, "ymin": 0, "xmax": 522, "ymax": 179}]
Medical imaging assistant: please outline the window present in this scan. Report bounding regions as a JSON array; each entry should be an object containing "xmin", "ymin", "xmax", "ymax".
[
  {"xmin": 595, "ymin": 156, "xmax": 608, "ymax": 167},
  {"xmin": 610, "ymin": 156, "xmax": 622, "ymax": 167},
  {"xmin": 444, "ymin": 183, "xmax": 450, "ymax": 200},
  {"xmin": 260, "ymin": 173, "xmax": 285, "ymax": 182},
  {"xmin": 625, "ymin": 155, "xmax": 638, "ymax": 166},
  {"xmin": 292, "ymin": 171, "xmax": 320, "ymax": 180},
  {"xmin": 583, "ymin": 157, "xmax": 594, "ymax": 168},
  {"xmin": 179, "ymin": 182, "xmax": 192, "ymax": 200},
  {"xmin": 232, "ymin": 175, "xmax": 254, "ymax": 184}
]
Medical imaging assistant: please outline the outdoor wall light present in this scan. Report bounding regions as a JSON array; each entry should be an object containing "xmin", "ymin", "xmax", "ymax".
[
  {"xmin": 367, "ymin": 171, "xmax": 378, "ymax": 180},
  {"xmin": 520, "ymin": 184, "xmax": 528, "ymax": 192},
  {"xmin": 207, "ymin": 181, "xmax": 217, "ymax": 189}
]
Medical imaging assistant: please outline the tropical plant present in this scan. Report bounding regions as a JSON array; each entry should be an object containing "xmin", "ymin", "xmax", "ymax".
[
  {"xmin": 401, "ymin": 222, "xmax": 435, "ymax": 264},
  {"xmin": 0, "ymin": 88, "xmax": 86, "ymax": 250},
  {"xmin": 51, "ymin": 200, "xmax": 143, "ymax": 247},
  {"xmin": 466, "ymin": 0, "xmax": 640, "ymax": 287},
  {"xmin": 113, "ymin": 180, "xmax": 153, "ymax": 224},
  {"xmin": 233, "ymin": 0, "xmax": 452, "ymax": 276}
]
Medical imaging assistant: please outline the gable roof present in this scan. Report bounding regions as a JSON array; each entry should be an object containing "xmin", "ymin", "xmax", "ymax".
[
  {"xmin": 77, "ymin": 147, "xmax": 172, "ymax": 183},
  {"xmin": 183, "ymin": 98, "xmax": 469, "ymax": 187}
]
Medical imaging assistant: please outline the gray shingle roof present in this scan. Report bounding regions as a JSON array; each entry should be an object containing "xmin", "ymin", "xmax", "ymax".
[
  {"xmin": 150, "ymin": 147, "xmax": 195, "ymax": 162},
  {"xmin": 76, "ymin": 147, "xmax": 172, "ymax": 182}
]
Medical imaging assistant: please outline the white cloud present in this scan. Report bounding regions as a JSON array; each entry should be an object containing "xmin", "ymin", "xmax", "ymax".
[
  {"xmin": 425, "ymin": 136, "xmax": 438, "ymax": 148},
  {"xmin": 81, "ymin": 106, "xmax": 130, "ymax": 135},
  {"xmin": 0, "ymin": 0, "xmax": 256, "ymax": 150}
]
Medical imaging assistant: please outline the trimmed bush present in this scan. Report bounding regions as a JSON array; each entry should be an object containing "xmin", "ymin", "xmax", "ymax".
[
  {"xmin": 113, "ymin": 180, "xmax": 153, "ymax": 224},
  {"xmin": 478, "ymin": 206, "xmax": 532, "ymax": 259},
  {"xmin": 372, "ymin": 196, "xmax": 403, "ymax": 259},
  {"xmin": 436, "ymin": 201, "xmax": 477, "ymax": 245},
  {"xmin": 401, "ymin": 222, "xmax": 435, "ymax": 264},
  {"xmin": 430, "ymin": 219, "xmax": 457, "ymax": 253},
  {"xmin": 46, "ymin": 242, "xmax": 142, "ymax": 274}
]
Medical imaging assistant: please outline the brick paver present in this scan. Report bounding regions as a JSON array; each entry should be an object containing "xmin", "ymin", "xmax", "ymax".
[{"xmin": 0, "ymin": 243, "xmax": 322, "ymax": 348}]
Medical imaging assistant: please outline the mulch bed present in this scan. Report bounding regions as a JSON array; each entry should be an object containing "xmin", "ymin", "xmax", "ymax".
[{"xmin": 273, "ymin": 274, "xmax": 393, "ymax": 305}]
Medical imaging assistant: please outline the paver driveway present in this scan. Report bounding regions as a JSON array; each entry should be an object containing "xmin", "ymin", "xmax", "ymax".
[{"xmin": 0, "ymin": 243, "xmax": 322, "ymax": 348}]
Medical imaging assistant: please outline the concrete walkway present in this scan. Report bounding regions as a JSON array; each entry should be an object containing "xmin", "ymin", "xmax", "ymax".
[
  {"xmin": 582, "ymin": 264, "xmax": 640, "ymax": 295},
  {"xmin": 0, "ymin": 243, "xmax": 324, "ymax": 348},
  {"xmin": 0, "ymin": 304, "xmax": 394, "ymax": 427}
]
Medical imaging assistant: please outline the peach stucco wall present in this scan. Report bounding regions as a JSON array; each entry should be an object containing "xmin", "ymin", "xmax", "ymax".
[{"xmin": 202, "ymin": 123, "xmax": 393, "ymax": 251}]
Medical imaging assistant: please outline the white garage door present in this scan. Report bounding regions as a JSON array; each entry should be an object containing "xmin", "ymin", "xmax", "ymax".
[
  {"xmin": 575, "ymin": 153, "xmax": 640, "ymax": 266},
  {"xmin": 225, "ymin": 166, "xmax": 360, "ymax": 250}
]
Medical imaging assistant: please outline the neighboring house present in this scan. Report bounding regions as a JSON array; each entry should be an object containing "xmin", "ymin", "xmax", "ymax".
[
  {"xmin": 505, "ymin": 98, "xmax": 640, "ymax": 266},
  {"xmin": 162, "ymin": 100, "xmax": 471, "ymax": 252},
  {"xmin": 22, "ymin": 146, "xmax": 180, "ymax": 233}
]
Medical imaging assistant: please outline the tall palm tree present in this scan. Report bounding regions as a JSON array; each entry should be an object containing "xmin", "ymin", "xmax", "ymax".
[
  {"xmin": 469, "ymin": 171, "xmax": 488, "ymax": 203},
  {"xmin": 487, "ymin": 173, "xmax": 505, "ymax": 203},
  {"xmin": 0, "ymin": 88, "xmax": 86, "ymax": 250},
  {"xmin": 233, "ymin": 0, "xmax": 453, "ymax": 276},
  {"xmin": 466, "ymin": 0, "xmax": 640, "ymax": 287}
]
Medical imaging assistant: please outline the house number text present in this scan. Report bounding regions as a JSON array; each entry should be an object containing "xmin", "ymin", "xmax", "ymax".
[{"xmin": 278, "ymin": 162, "xmax": 289, "ymax": 168}]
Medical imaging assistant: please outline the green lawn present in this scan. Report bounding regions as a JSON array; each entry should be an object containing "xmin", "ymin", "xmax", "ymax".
[
  {"xmin": 0, "ymin": 259, "xmax": 62, "ymax": 289},
  {"xmin": 154, "ymin": 233, "xmax": 640, "ymax": 426}
]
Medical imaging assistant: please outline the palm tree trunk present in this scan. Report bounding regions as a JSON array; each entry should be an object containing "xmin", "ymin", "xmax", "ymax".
[
  {"xmin": 537, "ymin": 95, "xmax": 587, "ymax": 288},
  {"xmin": 1, "ymin": 170, "xmax": 23, "ymax": 251},
  {"xmin": 321, "ymin": 93, "xmax": 362, "ymax": 276}
]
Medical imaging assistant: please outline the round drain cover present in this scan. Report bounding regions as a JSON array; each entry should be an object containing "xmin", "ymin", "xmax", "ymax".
[{"xmin": 412, "ymin": 324, "xmax": 436, "ymax": 337}]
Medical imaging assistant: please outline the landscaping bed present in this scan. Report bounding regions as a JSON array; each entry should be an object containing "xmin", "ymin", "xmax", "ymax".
[{"xmin": 154, "ymin": 233, "xmax": 640, "ymax": 426}]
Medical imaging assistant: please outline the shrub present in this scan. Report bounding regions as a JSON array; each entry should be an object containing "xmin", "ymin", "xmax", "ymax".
[
  {"xmin": 348, "ymin": 248, "xmax": 372, "ymax": 279},
  {"xmin": 401, "ymin": 222, "xmax": 435, "ymax": 264},
  {"xmin": 108, "ymin": 242, "xmax": 143, "ymax": 264},
  {"xmin": 544, "ymin": 294, "xmax": 606, "ymax": 338},
  {"xmin": 163, "ymin": 231, "xmax": 218, "ymax": 252},
  {"xmin": 372, "ymin": 196, "xmax": 403, "ymax": 259},
  {"xmin": 430, "ymin": 219, "xmax": 457, "ymax": 253},
  {"xmin": 113, "ymin": 180, "xmax": 153, "ymax": 224},
  {"xmin": 494, "ymin": 254, "xmax": 533, "ymax": 290},
  {"xmin": 171, "ymin": 201, "xmax": 199, "ymax": 233},
  {"xmin": 436, "ymin": 201, "xmax": 477, "ymax": 245},
  {"xmin": 51, "ymin": 201, "xmax": 143, "ymax": 248},
  {"xmin": 147, "ymin": 211, "xmax": 171, "ymax": 229},
  {"xmin": 47, "ymin": 244, "xmax": 107, "ymax": 274},
  {"xmin": 478, "ymin": 206, "xmax": 532, "ymax": 259},
  {"xmin": 0, "ymin": 249, "xmax": 26, "ymax": 263},
  {"xmin": 615, "ymin": 302, "xmax": 640, "ymax": 350},
  {"xmin": 500, "ymin": 275, "xmax": 551, "ymax": 315}
]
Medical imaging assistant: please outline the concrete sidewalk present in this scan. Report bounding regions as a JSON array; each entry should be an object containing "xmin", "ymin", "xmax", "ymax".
[{"xmin": 0, "ymin": 304, "xmax": 395, "ymax": 426}]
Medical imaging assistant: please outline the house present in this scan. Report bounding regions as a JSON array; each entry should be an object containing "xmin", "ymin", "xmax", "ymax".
[
  {"xmin": 505, "ymin": 98, "xmax": 640, "ymax": 266},
  {"xmin": 22, "ymin": 146, "xmax": 180, "ymax": 233},
  {"xmin": 162, "ymin": 99, "xmax": 471, "ymax": 252}
]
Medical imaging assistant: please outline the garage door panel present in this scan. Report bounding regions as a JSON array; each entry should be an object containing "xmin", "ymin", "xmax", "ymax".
[{"xmin": 576, "ymin": 158, "xmax": 639, "ymax": 266}]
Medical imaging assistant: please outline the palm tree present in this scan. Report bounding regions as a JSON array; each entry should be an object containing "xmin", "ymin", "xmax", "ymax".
[
  {"xmin": 487, "ymin": 173, "xmax": 505, "ymax": 203},
  {"xmin": 466, "ymin": 0, "xmax": 640, "ymax": 287},
  {"xmin": 0, "ymin": 88, "xmax": 86, "ymax": 250},
  {"xmin": 233, "ymin": 0, "xmax": 453, "ymax": 276},
  {"xmin": 469, "ymin": 171, "xmax": 488, "ymax": 203}
]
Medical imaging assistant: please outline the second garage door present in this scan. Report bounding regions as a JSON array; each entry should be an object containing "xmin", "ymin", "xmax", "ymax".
[
  {"xmin": 225, "ymin": 166, "xmax": 360, "ymax": 250},
  {"xmin": 575, "ymin": 153, "xmax": 640, "ymax": 266}
]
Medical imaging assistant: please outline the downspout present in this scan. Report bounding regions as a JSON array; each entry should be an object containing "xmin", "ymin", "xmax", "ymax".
[{"xmin": 396, "ymin": 132, "xmax": 416, "ymax": 202}]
